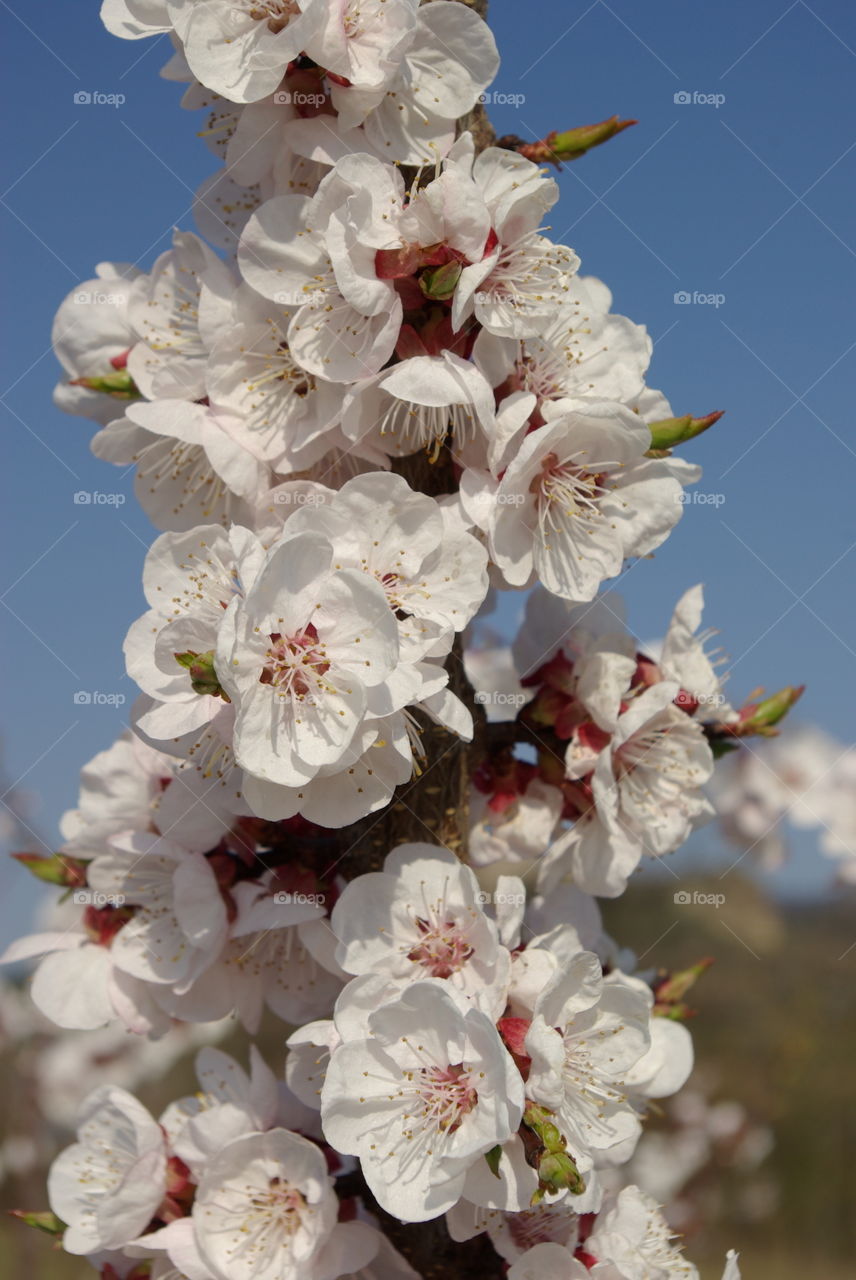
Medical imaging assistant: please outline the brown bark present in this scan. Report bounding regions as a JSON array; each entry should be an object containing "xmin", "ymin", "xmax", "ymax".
[{"xmin": 330, "ymin": 447, "xmax": 484, "ymax": 873}]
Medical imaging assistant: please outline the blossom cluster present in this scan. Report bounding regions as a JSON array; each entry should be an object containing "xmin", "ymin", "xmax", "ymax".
[
  {"xmin": 38, "ymin": 842, "xmax": 741, "ymax": 1278},
  {"xmin": 53, "ymin": 120, "xmax": 706, "ymax": 833},
  {"xmin": 467, "ymin": 584, "xmax": 737, "ymax": 896},
  {"xmin": 44, "ymin": 1035, "xmax": 741, "ymax": 1279}
]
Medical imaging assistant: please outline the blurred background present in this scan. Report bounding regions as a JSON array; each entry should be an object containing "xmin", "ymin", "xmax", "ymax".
[{"xmin": 1, "ymin": 0, "xmax": 854, "ymax": 1276}]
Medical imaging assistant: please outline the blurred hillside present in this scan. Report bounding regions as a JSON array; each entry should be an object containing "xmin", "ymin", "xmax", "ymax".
[{"xmin": 602, "ymin": 875, "xmax": 856, "ymax": 1279}]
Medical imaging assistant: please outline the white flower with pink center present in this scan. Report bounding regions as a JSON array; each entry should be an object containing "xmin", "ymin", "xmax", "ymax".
[
  {"xmin": 524, "ymin": 952, "xmax": 652, "ymax": 1177},
  {"xmin": 279, "ymin": 471, "xmax": 490, "ymax": 644},
  {"xmin": 485, "ymin": 403, "xmax": 689, "ymax": 602},
  {"xmin": 550, "ymin": 682, "xmax": 715, "ymax": 897},
  {"xmin": 446, "ymin": 144, "xmax": 579, "ymax": 341},
  {"xmin": 125, "ymin": 522, "xmax": 266, "ymax": 745},
  {"xmin": 473, "ymin": 275, "xmax": 652, "ymax": 416},
  {"xmin": 191, "ymin": 1128, "xmax": 378, "ymax": 1280},
  {"xmin": 330, "ymin": 844, "xmax": 511, "ymax": 1017},
  {"xmin": 216, "ymin": 529, "xmax": 407, "ymax": 788},
  {"xmin": 446, "ymin": 1198, "xmax": 582, "ymax": 1263},
  {"xmin": 321, "ymin": 980, "xmax": 524, "ymax": 1221}
]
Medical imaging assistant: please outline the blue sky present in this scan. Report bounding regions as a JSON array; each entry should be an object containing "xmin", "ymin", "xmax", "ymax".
[{"xmin": 1, "ymin": 0, "xmax": 854, "ymax": 945}]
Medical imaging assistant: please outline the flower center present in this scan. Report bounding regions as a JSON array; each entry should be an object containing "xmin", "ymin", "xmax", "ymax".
[
  {"xmin": 377, "ymin": 395, "xmax": 476, "ymax": 460},
  {"xmin": 260, "ymin": 623, "xmax": 332, "ymax": 701},
  {"xmin": 407, "ymin": 916, "xmax": 474, "ymax": 978},
  {"xmin": 412, "ymin": 1063, "xmax": 477, "ymax": 1133},
  {"xmin": 517, "ymin": 347, "xmax": 568, "ymax": 400},
  {"xmin": 506, "ymin": 1203, "xmax": 580, "ymax": 1252},
  {"xmin": 533, "ymin": 451, "xmax": 613, "ymax": 542},
  {"xmin": 615, "ymin": 722, "xmax": 671, "ymax": 776},
  {"xmin": 481, "ymin": 230, "xmax": 576, "ymax": 316}
]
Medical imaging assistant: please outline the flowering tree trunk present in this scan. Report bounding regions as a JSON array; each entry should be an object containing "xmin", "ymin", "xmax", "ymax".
[
  {"xmin": 336, "ymin": 0, "xmax": 493, "ymax": 870},
  {"xmin": 6, "ymin": 0, "xmax": 801, "ymax": 1276}
]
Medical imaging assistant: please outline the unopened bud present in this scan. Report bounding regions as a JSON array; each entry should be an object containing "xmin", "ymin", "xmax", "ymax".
[
  {"xmin": 10, "ymin": 1210, "xmax": 65, "ymax": 1237},
  {"xmin": 521, "ymin": 1101, "xmax": 586, "ymax": 1203},
  {"xmin": 502, "ymin": 116, "xmax": 637, "ymax": 167},
  {"xmin": 484, "ymin": 1144, "xmax": 503, "ymax": 1179},
  {"xmin": 648, "ymin": 410, "xmax": 724, "ymax": 452},
  {"xmin": 536, "ymin": 1150, "xmax": 586, "ymax": 1198},
  {"xmin": 653, "ymin": 957, "xmax": 713, "ymax": 1019},
  {"xmin": 12, "ymin": 852, "xmax": 88, "ymax": 888},
  {"xmin": 69, "ymin": 369, "xmax": 140, "ymax": 400},
  {"xmin": 174, "ymin": 649, "xmax": 230, "ymax": 701},
  {"xmin": 419, "ymin": 259, "xmax": 462, "ymax": 301},
  {"xmin": 735, "ymin": 684, "xmax": 804, "ymax": 737}
]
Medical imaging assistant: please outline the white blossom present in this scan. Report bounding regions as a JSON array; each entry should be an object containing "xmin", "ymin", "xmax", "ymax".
[
  {"xmin": 51, "ymin": 262, "xmax": 140, "ymax": 424},
  {"xmin": 524, "ymin": 952, "xmax": 651, "ymax": 1176},
  {"xmin": 48, "ymin": 1086, "xmax": 167, "ymax": 1254},
  {"xmin": 93, "ymin": 400, "xmax": 273, "ymax": 531},
  {"xmin": 191, "ymin": 1128, "xmax": 377, "ymax": 1280},
  {"xmin": 330, "ymin": 844, "xmax": 511, "ymax": 1016},
  {"xmin": 126, "ymin": 229, "xmax": 235, "ymax": 401},
  {"xmin": 484, "ymin": 404, "xmax": 690, "ymax": 602},
  {"xmin": 321, "ymin": 980, "xmax": 524, "ymax": 1221}
]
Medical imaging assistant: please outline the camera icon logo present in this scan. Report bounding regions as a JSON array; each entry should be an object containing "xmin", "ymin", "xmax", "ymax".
[
  {"xmin": 73, "ymin": 491, "xmax": 92, "ymax": 504},
  {"xmin": 74, "ymin": 91, "xmax": 92, "ymax": 105},
  {"xmin": 73, "ymin": 691, "xmax": 92, "ymax": 705},
  {"xmin": 673, "ymin": 890, "xmax": 692, "ymax": 905},
  {"xmin": 674, "ymin": 291, "xmax": 692, "ymax": 305},
  {"xmin": 674, "ymin": 91, "xmax": 692, "ymax": 105}
]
